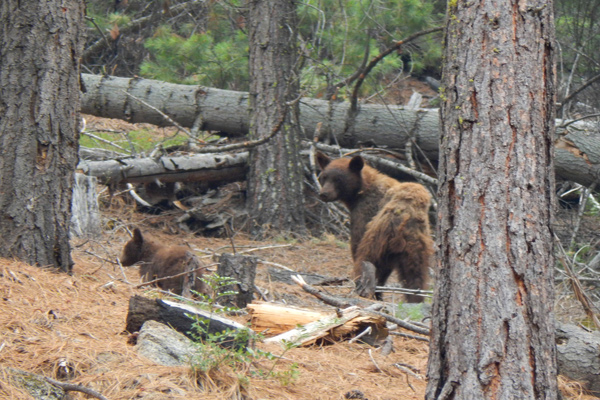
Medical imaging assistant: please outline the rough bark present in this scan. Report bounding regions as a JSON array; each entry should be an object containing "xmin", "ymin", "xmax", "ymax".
[
  {"xmin": 81, "ymin": 73, "xmax": 600, "ymax": 188},
  {"xmin": 426, "ymin": 0, "xmax": 558, "ymax": 398},
  {"xmin": 246, "ymin": 0, "xmax": 306, "ymax": 237},
  {"xmin": 217, "ymin": 253, "xmax": 257, "ymax": 309},
  {"xmin": 0, "ymin": 0, "xmax": 85, "ymax": 271}
]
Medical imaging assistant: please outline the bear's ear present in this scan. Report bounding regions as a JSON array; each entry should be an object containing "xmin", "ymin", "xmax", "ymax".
[
  {"xmin": 349, "ymin": 156, "xmax": 364, "ymax": 173},
  {"xmin": 316, "ymin": 152, "xmax": 331, "ymax": 170},
  {"xmin": 132, "ymin": 228, "xmax": 144, "ymax": 243}
]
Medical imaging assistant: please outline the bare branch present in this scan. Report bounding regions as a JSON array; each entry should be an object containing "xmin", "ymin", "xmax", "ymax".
[{"xmin": 349, "ymin": 26, "xmax": 444, "ymax": 111}]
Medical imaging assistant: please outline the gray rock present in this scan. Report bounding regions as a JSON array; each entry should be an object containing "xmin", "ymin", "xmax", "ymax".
[
  {"xmin": 135, "ymin": 320, "xmax": 198, "ymax": 367},
  {"xmin": 2, "ymin": 367, "xmax": 66, "ymax": 400}
]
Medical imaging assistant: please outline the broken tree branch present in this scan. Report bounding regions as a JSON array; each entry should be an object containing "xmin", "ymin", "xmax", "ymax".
[{"xmin": 291, "ymin": 275, "xmax": 431, "ymax": 336}]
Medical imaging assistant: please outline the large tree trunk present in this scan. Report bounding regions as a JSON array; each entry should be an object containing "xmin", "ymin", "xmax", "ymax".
[
  {"xmin": 0, "ymin": 0, "xmax": 85, "ymax": 272},
  {"xmin": 80, "ymin": 73, "xmax": 600, "ymax": 188},
  {"xmin": 246, "ymin": 0, "xmax": 306, "ymax": 237},
  {"xmin": 426, "ymin": 0, "xmax": 558, "ymax": 398}
]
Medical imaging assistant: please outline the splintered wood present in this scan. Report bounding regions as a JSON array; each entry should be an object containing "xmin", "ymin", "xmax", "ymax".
[{"xmin": 248, "ymin": 302, "xmax": 387, "ymax": 347}]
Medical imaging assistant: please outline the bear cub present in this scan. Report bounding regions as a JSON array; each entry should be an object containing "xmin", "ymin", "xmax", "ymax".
[
  {"xmin": 120, "ymin": 228, "xmax": 208, "ymax": 297},
  {"xmin": 316, "ymin": 152, "xmax": 433, "ymax": 302}
]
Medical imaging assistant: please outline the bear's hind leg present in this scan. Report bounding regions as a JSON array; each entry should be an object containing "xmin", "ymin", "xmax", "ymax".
[
  {"xmin": 397, "ymin": 252, "xmax": 430, "ymax": 303},
  {"xmin": 373, "ymin": 264, "xmax": 394, "ymax": 301}
]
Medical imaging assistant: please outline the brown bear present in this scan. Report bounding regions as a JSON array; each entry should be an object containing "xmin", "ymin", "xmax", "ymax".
[
  {"xmin": 120, "ymin": 228, "xmax": 208, "ymax": 297},
  {"xmin": 316, "ymin": 152, "xmax": 433, "ymax": 302}
]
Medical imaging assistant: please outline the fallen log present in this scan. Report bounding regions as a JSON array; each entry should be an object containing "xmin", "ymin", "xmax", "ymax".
[
  {"xmin": 77, "ymin": 151, "xmax": 248, "ymax": 186},
  {"xmin": 81, "ymin": 73, "xmax": 600, "ymax": 187},
  {"xmin": 80, "ymin": 73, "xmax": 439, "ymax": 159},
  {"xmin": 125, "ymin": 295, "xmax": 251, "ymax": 347},
  {"xmin": 556, "ymin": 323, "xmax": 600, "ymax": 396},
  {"xmin": 265, "ymin": 266, "xmax": 349, "ymax": 286}
]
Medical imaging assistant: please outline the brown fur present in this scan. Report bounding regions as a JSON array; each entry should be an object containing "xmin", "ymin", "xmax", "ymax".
[
  {"xmin": 316, "ymin": 152, "xmax": 433, "ymax": 302},
  {"xmin": 120, "ymin": 228, "xmax": 208, "ymax": 297}
]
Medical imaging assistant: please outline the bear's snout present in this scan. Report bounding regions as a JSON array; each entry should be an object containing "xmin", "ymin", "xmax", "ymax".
[{"xmin": 319, "ymin": 189, "xmax": 335, "ymax": 202}]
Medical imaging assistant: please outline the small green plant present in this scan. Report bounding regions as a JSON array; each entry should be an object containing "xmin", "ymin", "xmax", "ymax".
[
  {"xmin": 249, "ymin": 339, "xmax": 300, "ymax": 386},
  {"xmin": 188, "ymin": 324, "xmax": 255, "ymax": 373},
  {"xmin": 80, "ymin": 127, "xmax": 188, "ymax": 155},
  {"xmin": 188, "ymin": 274, "xmax": 251, "ymax": 373},
  {"xmin": 396, "ymin": 302, "xmax": 426, "ymax": 321},
  {"xmin": 194, "ymin": 274, "xmax": 241, "ymax": 309},
  {"xmin": 188, "ymin": 274, "xmax": 300, "ymax": 386},
  {"xmin": 267, "ymin": 362, "xmax": 300, "ymax": 386}
]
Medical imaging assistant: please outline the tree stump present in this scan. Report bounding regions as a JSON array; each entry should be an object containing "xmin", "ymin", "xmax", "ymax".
[
  {"xmin": 70, "ymin": 173, "xmax": 101, "ymax": 238},
  {"xmin": 217, "ymin": 253, "xmax": 257, "ymax": 308}
]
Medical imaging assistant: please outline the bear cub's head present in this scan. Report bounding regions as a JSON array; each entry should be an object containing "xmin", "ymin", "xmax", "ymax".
[
  {"xmin": 120, "ymin": 228, "xmax": 146, "ymax": 266},
  {"xmin": 316, "ymin": 152, "xmax": 364, "ymax": 205}
]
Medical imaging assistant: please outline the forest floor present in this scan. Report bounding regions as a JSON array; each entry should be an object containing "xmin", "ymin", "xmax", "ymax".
[
  {"xmin": 0, "ymin": 205, "xmax": 433, "ymax": 400},
  {"xmin": 1, "ymin": 113, "xmax": 599, "ymax": 399},
  {"xmin": 0, "ymin": 198, "xmax": 597, "ymax": 400}
]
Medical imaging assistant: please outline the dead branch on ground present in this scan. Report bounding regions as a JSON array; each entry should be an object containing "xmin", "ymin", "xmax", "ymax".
[
  {"xmin": 291, "ymin": 275, "xmax": 431, "ymax": 336},
  {"xmin": 44, "ymin": 376, "xmax": 110, "ymax": 400}
]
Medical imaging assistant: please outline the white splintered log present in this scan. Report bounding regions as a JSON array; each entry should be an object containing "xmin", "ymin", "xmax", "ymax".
[
  {"xmin": 247, "ymin": 302, "xmax": 328, "ymax": 335},
  {"xmin": 263, "ymin": 306, "xmax": 387, "ymax": 347}
]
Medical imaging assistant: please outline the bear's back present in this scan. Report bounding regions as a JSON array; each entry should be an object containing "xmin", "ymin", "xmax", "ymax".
[{"xmin": 121, "ymin": 229, "xmax": 206, "ymax": 295}]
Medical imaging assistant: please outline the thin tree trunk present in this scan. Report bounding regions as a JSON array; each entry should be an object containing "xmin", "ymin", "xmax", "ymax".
[
  {"xmin": 246, "ymin": 0, "xmax": 306, "ymax": 237},
  {"xmin": 0, "ymin": 0, "xmax": 85, "ymax": 271},
  {"xmin": 426, "ymin": 0, "xmax": 558, "ymax": 398}
]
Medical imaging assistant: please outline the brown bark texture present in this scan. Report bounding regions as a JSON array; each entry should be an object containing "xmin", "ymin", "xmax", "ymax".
[
  {"xmin": 426, "ymin": 0, "xmax": 558, "ymax": 399},
  {"xmin": 0, "ymin": 0, "xmax": 85, "ymax": 271},
  {"xmin": 245, "ymin": 0, "xmax": 306, "ymax": 237}
]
